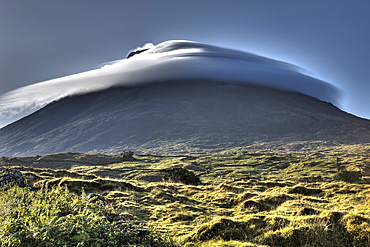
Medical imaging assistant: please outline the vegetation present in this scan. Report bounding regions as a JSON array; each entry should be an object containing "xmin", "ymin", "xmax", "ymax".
[
  {"xmin": 334, "ymin": 170, "xmax": 363, "ymax": 183},
  {"xmin": 0, "ymin": 185, "xmax": 175, "ymax": 247},
  {"xmin": 160, "ymin": 167, "xmax": 202, "ymax": 185},
  {"xmin": 1, "ymin": 143, "xmax": 370, "ymax": 246}
]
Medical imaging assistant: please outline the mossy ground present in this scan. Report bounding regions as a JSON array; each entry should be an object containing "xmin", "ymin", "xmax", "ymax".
[{"xmin": 1, "ymin": 143, "xmax": 370, "ymax": 246}]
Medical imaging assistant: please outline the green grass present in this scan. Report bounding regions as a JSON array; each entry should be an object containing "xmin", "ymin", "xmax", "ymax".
[
  {"xmin": 1, "ymin": 143, "xmax": 370, "ymax": 246},
  {"xmin": 0, "ymin": 185, "xmax": 176, "ymax": 247}
]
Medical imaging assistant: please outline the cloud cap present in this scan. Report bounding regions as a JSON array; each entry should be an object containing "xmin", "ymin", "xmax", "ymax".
[{"xmin": 0, "ymin": 40, "xmax": 339, "ymax": 127}]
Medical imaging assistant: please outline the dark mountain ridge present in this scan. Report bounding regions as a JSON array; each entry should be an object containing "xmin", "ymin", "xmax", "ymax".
[{"xmin": 1, "ymin": 80, "xmax": 369, "ymax": 156}]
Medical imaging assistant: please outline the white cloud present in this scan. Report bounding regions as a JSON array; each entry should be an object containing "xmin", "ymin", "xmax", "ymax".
[{"xmin": 0, "ymin": 40, "xmax": 339, "ymax": 128}]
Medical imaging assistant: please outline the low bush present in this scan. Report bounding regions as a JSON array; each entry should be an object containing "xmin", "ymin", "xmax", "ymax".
[
  {"xmin": 119, "ymin": 151, "xmax": 135, "ymax": 161},
  {"xmin": 334, "ymin": 170, "xmax": 362, "ymax": 183},
  {"xmin": 160, "ymin": 167, "xmax": 202, "ymax": 185},
  {"xmin": 0, "ymin": 186, "xmax": 176, "ymax": 247},
  {"xmin": 0, "ymin": 167, "xmax": 26, "ymax": 188}
]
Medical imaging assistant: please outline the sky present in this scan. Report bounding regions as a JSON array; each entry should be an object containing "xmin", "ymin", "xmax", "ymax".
[{"xmin": 0, "ymin": 0, "xmax": 369, "ymax": 127}]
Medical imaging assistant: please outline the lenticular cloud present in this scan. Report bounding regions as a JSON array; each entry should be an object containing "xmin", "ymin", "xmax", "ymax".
[{"xmin": 0, "ymin": 40, "xmax": 339, "ymax": 127}]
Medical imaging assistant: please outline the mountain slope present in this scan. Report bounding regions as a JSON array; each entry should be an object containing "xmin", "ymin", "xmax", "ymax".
[{"xmin": 0, "ymin": 80, "xmax": 369, "ymax": 156}]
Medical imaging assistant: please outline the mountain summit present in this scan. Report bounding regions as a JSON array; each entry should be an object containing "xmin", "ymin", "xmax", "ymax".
[{"xmin": 0, "ymin": 80, "xmax": 369, "ymax": 156}]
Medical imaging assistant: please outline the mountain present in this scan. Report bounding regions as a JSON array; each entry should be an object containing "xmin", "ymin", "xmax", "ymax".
[
  {"xmin": 0, "ymin": 80, "xmax": 370, "ymax": 156},
  {"xmin": 0, "ymin": 40, "xmax": 339, "ymax": 128}
]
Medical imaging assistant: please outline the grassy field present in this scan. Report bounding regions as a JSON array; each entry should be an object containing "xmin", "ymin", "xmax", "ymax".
[{"xmin": 1, "ymin": 143, "xmax": 370, "ymax": 246}]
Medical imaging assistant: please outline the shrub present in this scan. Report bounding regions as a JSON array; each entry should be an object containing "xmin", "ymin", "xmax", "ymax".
[
  {"xmin": 0, "ymin": 167, "xmax": 26, "ymax": 188},
  {"xmin": 160, "ymin": 167, "xmax": 201, "ymax": 185},
  {"xmin": 334, "ymin": 170, "xmax": 362, "ymax": 183},
  {"xmin": 119, "ymin": 151, "xmax": 135, "ymax": 161},
  {"xmin": 0, "ymin": 186, "xmax": 176, "ymax": 247}
]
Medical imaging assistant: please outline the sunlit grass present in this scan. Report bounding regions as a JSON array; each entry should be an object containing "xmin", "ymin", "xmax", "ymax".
[{"xmin": 1, "ymin": 143, "xmax": 370, "ymax": 246}]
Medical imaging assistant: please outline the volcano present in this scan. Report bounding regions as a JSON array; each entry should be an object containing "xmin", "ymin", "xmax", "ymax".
[
  {"xmin": 1, "ymin": 41, "xmax": 369, "ymax": 156},
  {"xmin": 0, "ymin": 80, "xmax": 370, "ymax": 156},
  {"xmin": 0, "ymin": 40, "xmax": 339, "ymax": 126}
]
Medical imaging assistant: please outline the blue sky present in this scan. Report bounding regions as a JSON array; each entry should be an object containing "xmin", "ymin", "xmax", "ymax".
[{"xmin": 0, "ymin": 0, "xmax": 369, "ymax": 125}]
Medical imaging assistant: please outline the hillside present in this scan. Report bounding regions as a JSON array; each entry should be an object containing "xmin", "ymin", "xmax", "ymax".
[
  {"xmin": 1, "ymin": 145, "xmax": 370, "ymax": 246},
  {"xmin": 1, "ymin": 80, "xmax": 370, "ymax": 156}
]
